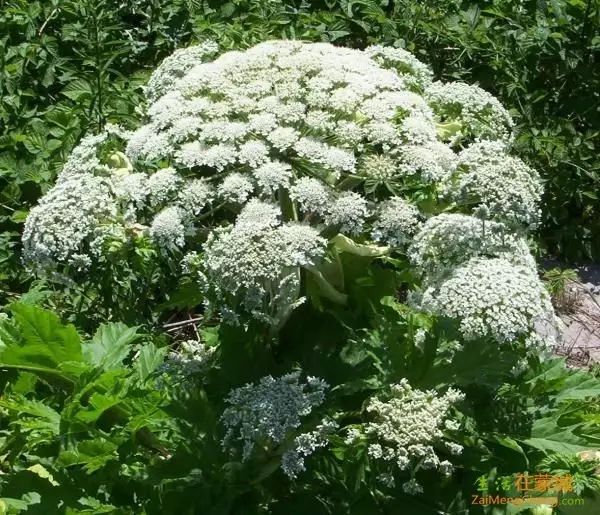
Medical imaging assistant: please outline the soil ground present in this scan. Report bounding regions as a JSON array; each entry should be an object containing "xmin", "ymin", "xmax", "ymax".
[{"xmin": 551, "ymin": 264, "xmax": 600, "ymax": 367}]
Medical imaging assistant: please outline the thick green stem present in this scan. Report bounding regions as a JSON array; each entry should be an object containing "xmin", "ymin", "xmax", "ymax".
[
  {"xmin": 278, "ymin": 186, "xmax": 298, "ymax": 222},
  {"xmin": 306, "ymin": 266, "xmax": 348, "ymax": 305},
  {"xmin": 331, "ymin": 234, "xmax": 389, "ymax": 257}
]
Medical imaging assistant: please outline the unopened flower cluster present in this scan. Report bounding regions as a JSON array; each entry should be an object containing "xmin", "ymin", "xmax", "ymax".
[
  {"xmin": 220, "ymin": 371, "xmax": 329, "ymax": 464},
  {"xmin": 347, "ymin": 379, "xmax": 464, "ymax": 494},
  {"xmin": 23, "ymin": 40, "xmax": 550, "ymax": 335}
]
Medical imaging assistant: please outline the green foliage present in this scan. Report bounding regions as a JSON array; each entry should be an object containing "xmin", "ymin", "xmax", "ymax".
[
  {"xmin": 0, "ymin": 303, "xmax": 174, "ymax": 513},
  {"xmin": 0, "ymin": 0, "xmax": 193, "ymax": 299},
  {"xmin": 543, "ymin": 267, "xmax": 580, "ymax": 313},
  {"xmin": 540, "ymin": 453, "xmax": 600, "ymax": 496},
  {"xmin": 544, "ymin": 268, "xmax": 579, "ymax": 297},
  {"xmin": 1, "ymin": 262, "xmax": 600, "ymax": 512}
]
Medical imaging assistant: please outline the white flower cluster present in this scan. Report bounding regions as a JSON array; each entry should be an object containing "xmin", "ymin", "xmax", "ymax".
[
  {"xmin": 58, "ymin": 132, "xmax": 109, "ymax": 180},
  {"xmin": 363, "ymin": 45, "xmax": 433, "ymax": 91},
  {"xmin": 149, "ymin": 207, "xmax": 185, "ymax": 249},
  {"xmin": 145, "ymin": 41, "xmax": 219, "ymax": 102},
  {"xmin": 354, "ymin": 379, "xmax": 464, "ymax": 494},
  {"xmin": 281, "ymin": 418, "xmax": 339, "ymax": 479},
  {"xmin": 371, "ymin": 197, "xmax": 422, "ymax": 248},
  {"xmin": 409, "ymin": 213, "xmax": 535, "ymax": 277},
  {"xmin": 23, "ymin": 40, "xmax": 550, "ymax": 335},
  {"xmin": 22, "ymin": 175, "xmax": 116, "ymax": 268},
  {"xmin": 147, "ymin": 167, "xmax": 181, "ymax": 207},
  {"xmin": 220, "ymin": 371, "xmax": 328, "ymax": 462},
  {"xmin": 178, "ymin": 179, "xmax": 213, "ymax": 219},
  {"xmin": 420, "ymin": 257, "xmax": 554, "ymax": 343},
  {"xmin": 397, "ymin": 141, "xmax": 458, "ymax": 182},
  {"xmin": 113, "ymin": 172, "xmax": 149, "ymax": 221},
  {"xmin": 289, "ymin": 177, "xmax": 332, "ymax": 216},
  {"xmin": 443, "ymin": 141, "xmax": 543, "ymax": 228},
  {"xmin": 217, "ymin": 172, "xmax": 254, "ymax": 204},
  {"xmin": 426, "ymin": 82, "xmax": 514, "ymax": 143},
  {"xmin": 325, "ymin": 192, "xmax": 369, "ymax": 235},
  {"xmin": 164, "ymin": 339, "xmax": 216, "ymax": 376},
  {"xmin": 125, "ymin": 40, "xmax": 442, "ymax": 176},
  {"xmin": 22, "ymin": 132, "xmax": 216, "ymax": 270},
  {"xmin": 198, "ymin": 200, "xmax": 326, "ymax": 325}
]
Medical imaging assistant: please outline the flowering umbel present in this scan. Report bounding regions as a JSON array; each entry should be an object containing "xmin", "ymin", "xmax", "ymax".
[
  {"xmin": 23, "ymin": 40, "xmax": 551, "ymax": 337},
  {"xmin": 220, "ymin": 371, "xmax": 331, "ymax": 478},
  {"xmin": 345, "ymin": 379, "xmax": 464, "ymax": 494}
]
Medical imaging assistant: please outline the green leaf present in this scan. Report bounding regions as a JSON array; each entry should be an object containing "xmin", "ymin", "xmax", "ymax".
[
  {"xmin": 486, "ymin": 434, "xmax": 529, "ymax": 467},
  {"xmin": 65, "ymin": 497, "xmax": 116, "ymax": 514},
  {"xmin": 135, "ymin": 342, "xmax": 167, "ymax": 382},
  {"xmin": 26, "ymin": 464, "xmax": 59, "ymax": 486},
  {"xmin": 199, "ymin": 326, "xmax": 219, "ymax": 347},
  {"xmin": 0, "ymin": 396, "xmax": 60, "ymax": 435},
  {"xmin": 73, "ymin": 392, "xmax": 123, "ymax": 424},
  {"xmin": 0, "ymin": 305, "xmax": 82, "ymax": 384},
  {"xmin": 83, "ymin": 322, "xmax": 140, "ymax": 370},
  {"xmin": 220, "ymin": 2, "xmax": 236, "ymax": 17},
  {"xmin": 0, "ymin": 493, "xmax": 41, "ymax": 513},
  {"xmin": 61, "ymin": 78, "xmax": 92, "ymax": 101},
  {"xmin": 57, "ymin": 439, "xmax": 119, "ymax": 473},
  {"xmin": 157, "ymin": 280, "xmax": 204, "ymax": 311},
  {"xmin": 523, "ymin": 417, "xmax": 591, "ymax": 454},
  {"xmin": 9, "ymin": 210, "xmax": 28, "ymax": 223}
]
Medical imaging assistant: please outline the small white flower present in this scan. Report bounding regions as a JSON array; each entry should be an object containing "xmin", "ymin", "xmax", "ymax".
[
  {"xmin": 147, "ymin": 167, "xmax": 181, "ymax": 207},
  {"xmin": 402, "ymin": 479, "xmax": 424, "ymax": 495},
  {"xmin": 359, "ymin": 155, "xmax": 399, "ymax": 180},
  {"xmin": 426, "ymin": 81, "xmax": 514, "ymax": 142},
  {"xmin": 289, "ymin": 177, "xmax": 331, "ymax": 216},
  {"xmin": 344, "ymin": 428, "xmax": 362, "ymax": 445},
  {"xmin": 253, "ymin": 160, "xmax": 293, "ymax": 193},
  {"xmin": 238, "ymin": 140, "xmax": 270, "ymax": 168},
  {"xmin": 326, "ymin": 192, "xmax": 369, "ymax": 235},
  {"xmin": 217, "ymin": 173, "xmax": 254, "ymax": 204},
  {"xmin": 420, "ymin": 257, "xmax": 553, "ymax": 343},
  {"xmin": 220, "ymin": 371, "xmax": 329, "ymax": 463},
  {"xmin": 409, "ymin": 213, "xmax": 536, "ymax": 277},
  {"xmin": 178, "ymin": 179, "xmax": 213, "ymax": 217},
  {"xmin": 150, "ymin": 206, "xmax": 185, "ymax": 249},
  {"xmin": 371, "ymin": 197, "xmax": 421, "ymax": 248}
]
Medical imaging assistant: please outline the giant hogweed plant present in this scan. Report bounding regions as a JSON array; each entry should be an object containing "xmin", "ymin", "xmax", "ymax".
[
  {"xmin": 4, "ymin": 41, "xmax": 600, "ymax": 513},
  {"xmin": 24, "ymin": 40, "xmax": 551, "ymax": 338}
]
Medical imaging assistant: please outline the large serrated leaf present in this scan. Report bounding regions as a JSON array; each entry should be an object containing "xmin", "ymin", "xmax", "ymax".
[
  {"xmin": 134, "ymin": 342, "xmax": 167, "ymax": 382},
  {"xmin": 83, "ymin": 322, "xmax": 140, "ymax": 370},
  {"xmin": 0, "ymin": 396, "xmax": 60, "ymax": 436},
  {"xmin": 57, "ymin": 439, "xmax": 119, "ymax": 473},
  {"xmin": 523, "ymin": 416, "xmax": 591, "ymax": 454},
  {"xmin": 0, "ymin": 304, "xmax": 82, "ymax": 380},
  {"xmin": 61, "ymin": 78, "xmax": 92, "ymax": 101}
]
